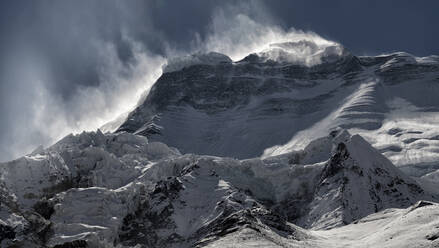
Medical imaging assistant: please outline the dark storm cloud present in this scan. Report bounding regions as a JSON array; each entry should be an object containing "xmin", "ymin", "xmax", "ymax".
[{"xmin": 0, "ymin": 0, "xmax": 438, "ymax": 161}]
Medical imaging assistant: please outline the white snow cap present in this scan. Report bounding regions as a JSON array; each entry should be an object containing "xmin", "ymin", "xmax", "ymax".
[{"xmin": 163, "ymin": 52, "xmax": 232, "ymax": 73}]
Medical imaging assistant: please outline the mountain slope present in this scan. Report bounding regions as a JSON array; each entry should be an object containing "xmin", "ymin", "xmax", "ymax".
[
  {"xmin": 117, "ymin": 44, "xmax": 439, "ymax": 179},
  {"xmin": 296, "ymin": 132, "xmax": 427, "ymax": 229},
  {"xmin": 204, "ymin": 200, "xmax": 439, "ymax": 248}
]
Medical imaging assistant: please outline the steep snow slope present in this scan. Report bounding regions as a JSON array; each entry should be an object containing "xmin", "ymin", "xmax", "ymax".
[
  {"xmin": 312, "ymin": 200, "xmax": 439, "ymax": 248},
  {"xmin": 117, "ymin": 44, "xmax": 439, "ymax": 179},
  {"xmin": 0, "ymin": 129, "xmax": 436, "ymax": 247},
  {"xmin": 272, "ymin": 53, "xmax": 439, "ymax": 178},
  {"xmin": 204, "ymin": 201, "xmax": 439, "ymax": 248}
]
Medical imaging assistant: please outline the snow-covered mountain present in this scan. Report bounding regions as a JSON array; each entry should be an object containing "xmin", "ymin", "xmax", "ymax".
[
  {"xmin": 1, "ymin": 128, "xmax": 438, "ymax": 247},
  {"xmin": 118, "ymin": 42, "xmax": 439, "ymax": 181},
  {"xmin": 2, "ymin": 41, "xmax": 439, "ymax": 247}
]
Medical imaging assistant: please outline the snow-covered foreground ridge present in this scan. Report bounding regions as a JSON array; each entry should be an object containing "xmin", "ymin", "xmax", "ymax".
[{"xmin": 1, "ymin": 129, "xmax": 438, "ymax": 247}]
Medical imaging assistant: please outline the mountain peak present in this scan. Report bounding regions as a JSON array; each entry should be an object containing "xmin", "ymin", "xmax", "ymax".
[{"xmin": 298, "ymin": 132, "xmax": 429, "ymax": 229}]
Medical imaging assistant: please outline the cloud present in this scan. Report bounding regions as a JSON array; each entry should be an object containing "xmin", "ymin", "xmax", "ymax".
[
  {"xmin": 65, "ymin": 38, "xmax": 165, "ymax": 133},
  {"xmin": 0, "ymin": 0, "xmax": 342, "ymax": 162},
  {"xmin": 0, "ymin": 33, "xmax": 165, "ymax": 162},
  {"xmin": 0, "ymin": 1, "xmax": 169, "ymax": 161}
]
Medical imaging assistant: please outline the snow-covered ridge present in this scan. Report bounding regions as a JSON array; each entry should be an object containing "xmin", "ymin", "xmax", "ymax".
[
  {"xmin": 163, "ymin": 38, "xmax": 348, "ymax": 75},
  {"xmin": 0, "ymin": 129, "xmax": 436, "ymax": 247}
]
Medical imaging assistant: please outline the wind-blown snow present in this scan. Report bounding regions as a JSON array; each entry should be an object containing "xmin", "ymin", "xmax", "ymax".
[{"xmin": 255, "ymin": 40, "xmax": 346, "ymax": 66}]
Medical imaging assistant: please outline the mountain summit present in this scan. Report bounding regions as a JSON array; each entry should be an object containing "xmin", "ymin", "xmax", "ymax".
[{"xmin": 117, "ymin": 44, "xmax": 439, "ymax": 180}]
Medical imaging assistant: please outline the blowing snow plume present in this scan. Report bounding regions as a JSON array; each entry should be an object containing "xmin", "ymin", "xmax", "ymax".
[
  {"xmin": 0, "ymin": 36, "xmax": 165, "ymax": 162},
  {"xmin": 201, "ymin": 5, "xmax": 344, "ymax": 65},
  {"xmin": 163, "ymin": 4, "xmax": 345, "ymax": 76}
]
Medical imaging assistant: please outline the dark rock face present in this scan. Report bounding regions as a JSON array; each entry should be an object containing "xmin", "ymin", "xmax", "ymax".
[
  {"xmin": 120, "ymin": 52, "xmax": 362, "ymax": 131},
  {"xmin": 119, "ymin": 178, "xmax": 185, "ymax": 247},
  {"xmin": 320, "ymin": 142, "xmax": 349, "ymax": 179},
  {"xmin": 0, "ymin": 224, "xmax": 15, "ymax": 242},
  {"xmin": 116, "ymin": 51, "xmax": 366, "ymax": 158},
  {"xmin": 117, "ymin": 49, "xmax": 439, "ymax": 160},
  {"xmin": 33, "ymin": 199, "xmax": 55, "ymax": 220},
  {"xmin": 53, "ymin": 240, "xmax": 88, "ymax": 248},
  {"xmin": 194, "ymin": 207, "xmax": 306, "ymax": 248}
]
